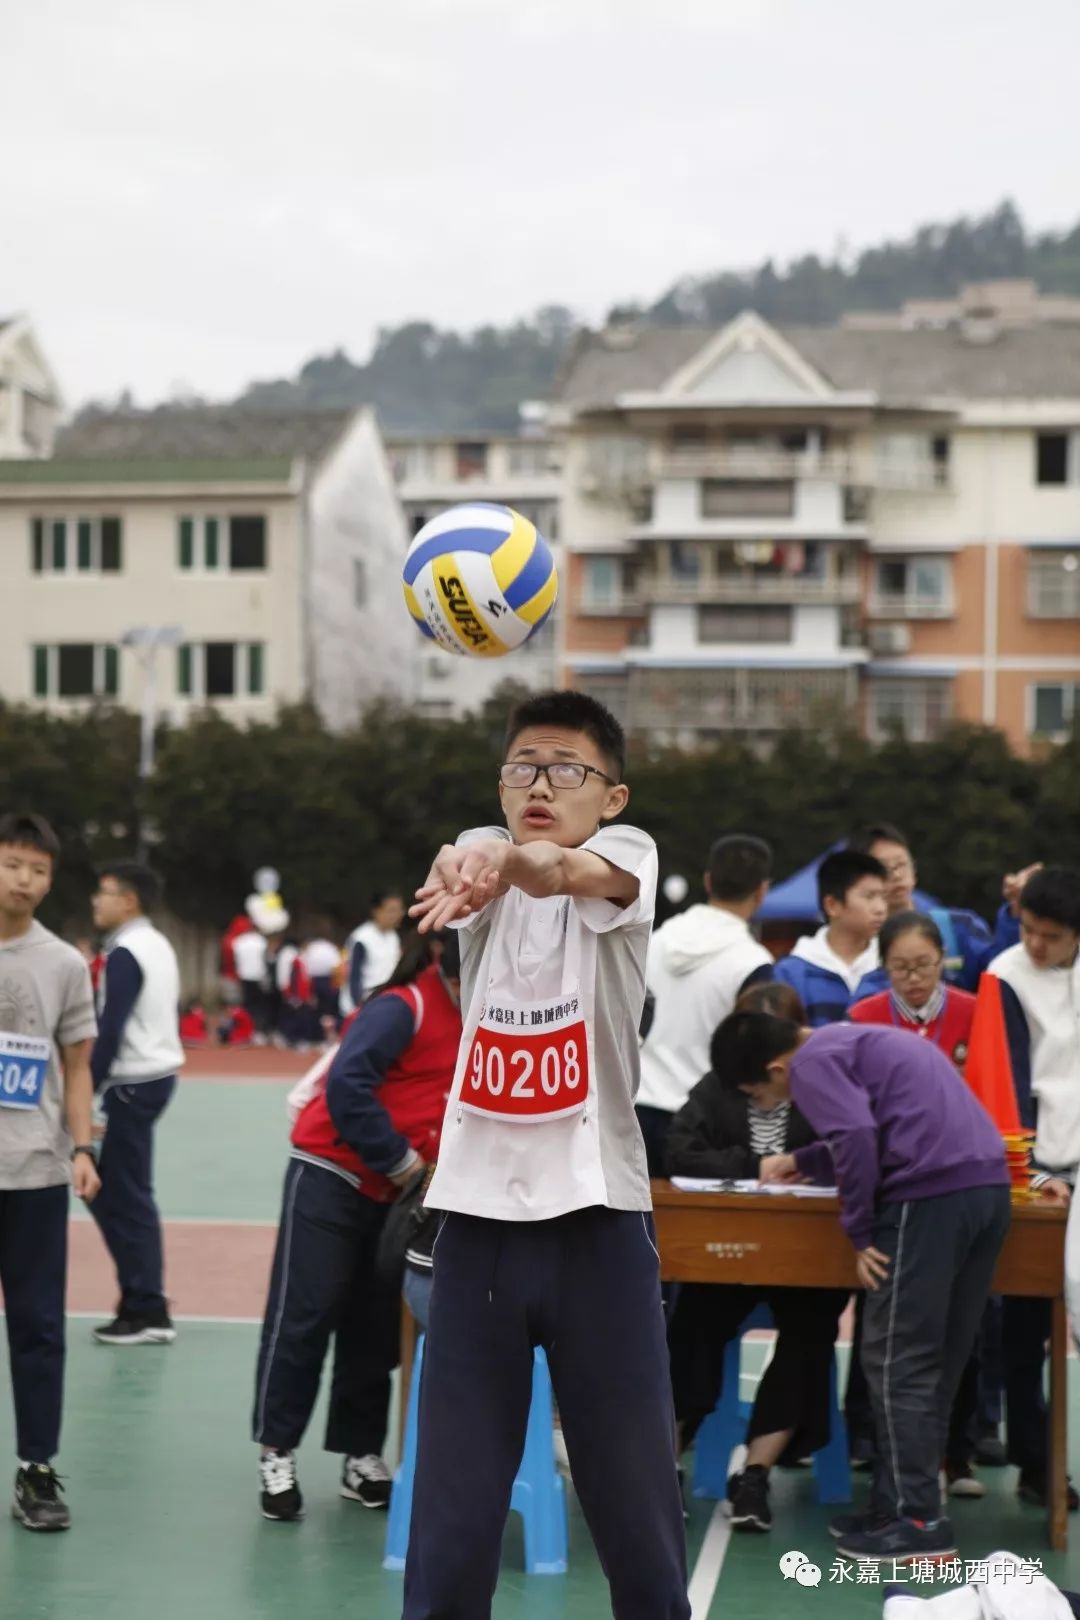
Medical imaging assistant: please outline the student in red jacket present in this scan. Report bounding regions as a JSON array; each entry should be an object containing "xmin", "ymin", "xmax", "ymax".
[
  {"xmin": 849, "ymin": 911, "xmax": 976, "ymax": 1070},
  {"xmin": 252, "ymin": 929, "xmax": 462, "ymax": 1524}
]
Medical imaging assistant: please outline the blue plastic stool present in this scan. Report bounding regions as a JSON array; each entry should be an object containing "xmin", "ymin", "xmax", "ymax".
[
  {"xmin": 692, "ymin": 1302, "xmax": 851, "ymax": 1505},
  {"xmin": 384, "ymin": 1336, "xmax": 568, "ymax": 1575}
]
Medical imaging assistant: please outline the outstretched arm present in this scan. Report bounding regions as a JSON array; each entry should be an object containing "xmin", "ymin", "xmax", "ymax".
[{"xmin": 410, "ymin": 837, "xmax": 638, "ymax": 933}]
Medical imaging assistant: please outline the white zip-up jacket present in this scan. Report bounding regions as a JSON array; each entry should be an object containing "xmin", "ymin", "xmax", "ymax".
[{"xmin": 637, "ymin": 904, "xmax": 773, "ymax": 1115}]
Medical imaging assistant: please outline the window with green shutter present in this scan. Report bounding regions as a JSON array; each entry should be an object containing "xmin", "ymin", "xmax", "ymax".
[
  {"xmin": 179, "ymin": 518, "xmax": 194, "ymax": 570},
  {"xmin": 247, "ymin": 643, "xmax": 264, "ymax": 695},
  {"xmin": 77, "ymin": 519, "xmax": 93, "ymax": 571},
  {"xmin": 177, "ymin": 645, "xmax": 193, "ymax": 696},
  {"xmin": 31, "ymin": 519, "xmax": 44, "ymax": 573},
  {"xmin": 100, "ymin": 517, "xmax": 122, "ymax": 572},
  {"xmin": 205, "ymin": 518, "xmax": 219, "ymax": 570},
  {"xmin": 51, "ymin": 520, "xmax": 67, "ymax": 571},
  {"xmin": 103, "ymin": 645, "xmax": 119, "ymax": 697},
  {"xmin": 33, "ymin": 646, "xmax": 49, "ymax": 696}
]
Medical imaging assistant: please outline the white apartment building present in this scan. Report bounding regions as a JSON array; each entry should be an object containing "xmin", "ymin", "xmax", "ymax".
[
  {"xmin": 552, "ymin": 303, "xmax": 1080, "ymax": 754},
  {"xmin": 0, "ymin": 407, "xmax": 417, "ymax": 729},
  {"xmin": 0, "ymin": 316, "xmax": 64, "ymax": 458},
  {"xmin": 387, "ymin": 427, "xmax": 563, "ymax": 716}
]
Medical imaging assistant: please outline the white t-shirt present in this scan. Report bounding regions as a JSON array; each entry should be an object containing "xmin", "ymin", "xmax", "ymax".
[
  {"xmin": 340, "ymin": 921, "xmax": 403, "ymax": 1012},
  {"xmin": 232, "ymin": 930, "xmax": 267, "ymax": 983},
  {"xmin": 424, "ymin": 822, "xmax": 658, "ymax": 1222}
]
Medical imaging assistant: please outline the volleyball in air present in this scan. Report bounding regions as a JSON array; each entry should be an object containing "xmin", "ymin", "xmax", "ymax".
[{"xmin": 402, "ymin": 503, "xmax": 558, "ymax": 658}]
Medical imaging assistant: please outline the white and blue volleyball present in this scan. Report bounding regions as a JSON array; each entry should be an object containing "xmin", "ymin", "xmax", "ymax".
[{"xmin": 402, "ymin": 503, "xmax": 558, "ymax": 658}]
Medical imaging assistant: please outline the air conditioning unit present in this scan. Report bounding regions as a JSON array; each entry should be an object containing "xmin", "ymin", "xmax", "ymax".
[{"xmin": 868, "ymin": 624, "xmax": 912, "ymax": 655}]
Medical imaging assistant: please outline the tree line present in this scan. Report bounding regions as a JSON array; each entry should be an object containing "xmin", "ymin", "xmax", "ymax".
[
  {"xmin": 1, "ymin": 696, "xmax": 1077, "ymax": 940},
  {"xmin": 70, "ymin": 203, "xmax": 1080, "ymax": 435}
]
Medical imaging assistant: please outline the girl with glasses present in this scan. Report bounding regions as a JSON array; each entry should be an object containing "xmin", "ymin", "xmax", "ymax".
[{"xmin": 850, "ymin": 911, "xmax": 976, "ymax": 1072}]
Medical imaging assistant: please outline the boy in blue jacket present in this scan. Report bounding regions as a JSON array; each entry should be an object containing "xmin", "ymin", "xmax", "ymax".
[
  {"xmin": 775, "ymin": 850, "xmax": 887, "ymax": 1025},
  {"xmin": 712, "ymin": 1010, "xmax": 1010, "ymax": 1566}
]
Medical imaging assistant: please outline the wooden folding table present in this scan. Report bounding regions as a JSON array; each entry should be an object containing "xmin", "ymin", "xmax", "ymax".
[{"xmin": 651, "ymin": 1183, "xmax": 1069, "ymax": 1549}]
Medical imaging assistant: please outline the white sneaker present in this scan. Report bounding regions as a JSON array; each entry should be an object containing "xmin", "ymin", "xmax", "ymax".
[{"xmin": 341, "ymin": 1453, "xmax": 391, "ymax": 1509}]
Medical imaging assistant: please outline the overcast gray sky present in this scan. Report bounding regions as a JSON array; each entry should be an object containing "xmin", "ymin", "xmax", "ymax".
[{"xmin": 5, "ymin": 0, "xmax": 1079, "ymax": 406}]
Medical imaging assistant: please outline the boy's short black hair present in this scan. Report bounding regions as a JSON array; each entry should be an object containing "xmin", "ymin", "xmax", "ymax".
[
  {"xmin": 1019, "ymin": 866, "xmax": 1080, "ymax": 933},
  {"xmin": 707, "ymin": 835, "xmax": 772, "ymax": 901},
  {"xmin": 817, "ymin": 849, "xmax": 887, "ymax": 912},
  {"xmin": 879, "ymin": 911, "xmax": 943, "ymax": 962},
  {"xmin": 504, "ymin": 689, "xmax": 626, "ymax": 780},
  {"xmin": 710, "ymin": 1009, "xmax": 802, "ymax": 1092},
  {"xmin": 848, "ymin": 822, "xmax": 910, "ymax": 854},
  {"xmin": 0, "ymin": 811, "xmax": 61, "ymax": 866},
  {"xmin": 371, "ymin": 890, "xmax": 403, "ymax": 910},
  {"xmin": 99, "ymin": 860, "xmax": 162, "ymax": 913}
]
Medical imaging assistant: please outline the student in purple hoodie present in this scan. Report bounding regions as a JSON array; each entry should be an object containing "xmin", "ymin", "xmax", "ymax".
[{"xmin": 710, "ymin": 1009, "xmax": 1010, "ymax": 1567}]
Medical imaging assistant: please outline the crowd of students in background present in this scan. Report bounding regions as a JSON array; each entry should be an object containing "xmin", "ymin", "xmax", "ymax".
[
  {"xmin": 639, "ymin": 823, "xmax": 1080, "ymax": 1559},
  {"xmin": 180, "ymin": 891, "xmax": 408, "ymax": 1052}
]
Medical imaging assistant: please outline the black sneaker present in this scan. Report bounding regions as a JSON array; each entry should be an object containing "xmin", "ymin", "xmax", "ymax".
[
  {"xmin": 1017, "ymin": 1469, "xmax": 1080, "ymax": 1511},
  {"xmin": 12, "ymin": 1465, "xmax": 70, "ymax": 1532},
  {"xmin": 341, "ymin": 1454, "xmax": 391, "ymax": 1509},
  {"xmin": 93, "ymin": 1309, "xmax": 176, "ymax": 1346},
  {"xmin": 835, "ymin": 1516, "xmax": 957, "ymax": 1563},
  {"xmin": 727, "ymin": 1465, "xmax": 772, "ymax": 1533},
  {"xmin": 829, "ymin": 1509, "xmax": 892, "ymax": 1540},
  {"xmin": 259, "ymin": 1450, "xmax": 303, "ymax": 1521}
]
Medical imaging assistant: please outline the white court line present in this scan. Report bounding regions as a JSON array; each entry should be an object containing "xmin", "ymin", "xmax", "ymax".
[{"xmin": 687, "ymin": 1503, "xmax": 732, "ymax": 1620}]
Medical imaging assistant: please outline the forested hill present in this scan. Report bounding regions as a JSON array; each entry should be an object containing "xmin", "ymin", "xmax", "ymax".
[{"xmin": 78, "ymin": 202, "xmax": 1080, "ymax": 434}]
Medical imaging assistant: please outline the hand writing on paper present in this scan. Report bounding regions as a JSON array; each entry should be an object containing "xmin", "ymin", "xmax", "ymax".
[{"xmin": 759, "ymin": 1153, "xmax": 801, "ymax": 1185}]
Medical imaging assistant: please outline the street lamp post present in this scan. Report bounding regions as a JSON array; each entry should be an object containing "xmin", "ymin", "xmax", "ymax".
[{"xmin": 121, "ymin": 626, "xmax": 184, "ymax": 856}]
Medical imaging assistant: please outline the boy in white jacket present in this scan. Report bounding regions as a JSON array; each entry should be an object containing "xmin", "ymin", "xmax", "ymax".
[{"xmin": 636, "ymin": 835, "xmax": 773, "ymax": 1176}]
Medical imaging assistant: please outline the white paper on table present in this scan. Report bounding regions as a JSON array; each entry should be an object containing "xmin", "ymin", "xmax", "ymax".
[{"xmin": 669, "ymin": 1176, "xmax": 835, "ymax": 1197}]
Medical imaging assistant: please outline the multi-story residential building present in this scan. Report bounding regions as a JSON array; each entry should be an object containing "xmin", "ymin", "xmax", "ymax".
[
  {"xmin": 0, "ymin": 407, "xmax": 416, "ymax": 729},
  {"xmin": 0, "ymin": 315, "xmax": 64, "ymax": 458},
  {"xmin": 552, "ymin": 304, "xmax": 1080, "ymax": 755},
  {"xmin": 386, "ymin": 425, "xmax": 563, "ymax": 716}
]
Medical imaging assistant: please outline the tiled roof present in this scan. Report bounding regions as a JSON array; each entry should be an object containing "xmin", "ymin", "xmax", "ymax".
[
  {"xmin": 0, "ymin": 457, "xmax": 293, "ymax": 486},
  {"xmin": 556, "ymin": 321, "xmax": 1080, "ymax": 407},
  {"xmin": 55, "ymin": 406, "xmax": 355, "ymax": 462}
]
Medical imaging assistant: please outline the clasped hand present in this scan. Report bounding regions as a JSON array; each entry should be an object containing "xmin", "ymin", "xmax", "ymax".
[{"xmin": 410, "ymin": 840, "xmax": 512, "ymax": 933}]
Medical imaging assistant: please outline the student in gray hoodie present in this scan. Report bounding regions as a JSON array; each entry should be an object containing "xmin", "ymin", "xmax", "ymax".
[
  {"xmin": 712, "ymin": 1009, "xmax": 1009, "ymax": 1567},
  {"xmin": 636, "ymin": 835, "xmax": 774, "ymax": 1176}
]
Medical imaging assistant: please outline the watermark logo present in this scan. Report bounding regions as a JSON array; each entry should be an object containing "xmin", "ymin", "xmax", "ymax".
[
  {"xmin": 779, "ymin": 1551, "xmax": 822, "ymax": 1587},
  {"xmin": 781, "ymin": 1553, "xmax": 1046, "ymax": 1588}
]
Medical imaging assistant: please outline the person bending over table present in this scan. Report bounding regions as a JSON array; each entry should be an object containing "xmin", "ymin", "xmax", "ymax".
[{"xmin": 665, "ymin": 982, "xmax": 848, "ymax": 1534}]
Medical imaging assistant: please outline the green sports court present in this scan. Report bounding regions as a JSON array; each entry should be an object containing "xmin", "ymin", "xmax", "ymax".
[{"xmin": 3, "ymin": 1063, "xmax": 1077, "ymax": 1620}]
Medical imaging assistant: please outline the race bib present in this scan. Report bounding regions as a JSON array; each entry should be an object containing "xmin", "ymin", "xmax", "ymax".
[
  {"xmin": 461, "ymin": 992, "xmax": 590, "ymax": 1124},
  {"xmin": 0, "ymin": 1032, "xmax": 50, "ymax": 1112}
]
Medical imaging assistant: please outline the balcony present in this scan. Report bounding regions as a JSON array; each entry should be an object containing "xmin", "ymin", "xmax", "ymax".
[
  {"xmin": 578, "ymin": 591, "xmax": 643, "ymax": 617},
  {"xmin": 581, "ymin": 446, "xmax": 952, "ymax": 498},
  {"xmin": 655, "ymin": 448, "xmax": 857, "ymax": 483},
  {"xmin": 872, "ymin": 459, "xmax": 951, "ymax": 493},
  {"xmin": 868, "ymin": 592, "xmax": 954, "ymax": 620},
  {"xmin": 637, "ymin": 574, "xmax": 861, "ymax": 607}
]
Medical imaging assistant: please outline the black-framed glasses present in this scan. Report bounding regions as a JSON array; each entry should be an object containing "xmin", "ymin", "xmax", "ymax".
[
  {"xmin": 499, "ymin": 761, "xmax": 616, "ymax": 791},
  {"xmin": 887, "ymin": 956, "xmax": 943, "ymax": 980}
]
